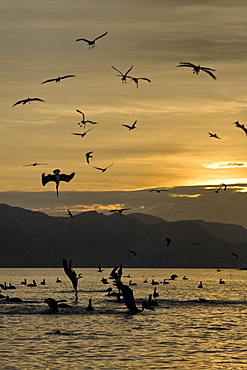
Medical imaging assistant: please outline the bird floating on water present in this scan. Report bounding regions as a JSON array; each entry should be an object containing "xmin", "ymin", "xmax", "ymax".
[
  {"xmin": 13, "ymin": 97, "xmax": 44, "ymax": 107},
  {"xmin": 122, "ymin": 120, "xmax": 137, "ymax": 130},
  {"xmin": 117, "ymin": 282, "xmax": 155, "ymax": 314},
  {"xmin": 111, "ymin": 65, "xmax": 133, "ymax": 83},
  {"xmin": 177, "ymin": 62, "xmax": 217, "ymax": 80},
  {"xmin": 76, "ymin": 31, "xmax": 108, "ymax": 48},
  {"xmin": 42, "ymin": 169, "xmax": 75, "ymax": 197},
  {"xmin": 209, "ymin": 132, "xmax": 221, "ymax": 139},
  {"xmin": 67, "ymin": 209, "xmax": 73, "ymax": 218},
  {"xmin": 93, "ymin": 162, "xmax": 114, "ymax": 172},
  {"xmin": 86, "ymin": 298, "xmax": 94, "ymax": 311},
  {"xmin": 41, "ymin": 75, "xmax": 75, "ymax": 84}
]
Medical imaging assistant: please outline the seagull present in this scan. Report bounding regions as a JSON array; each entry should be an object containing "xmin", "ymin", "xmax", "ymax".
[
  {"xmin": 71, "ymin": 128, "xmax": 93, "ymax": 137},
  {"xmin": 165, "ymin": 238, "xmax": 172, "ymax": 246},
  {"xmin": 85, "ymin": 151, "xmax": 94, "ymax": 164},
  {"xmin": 122, "ymin": 120, "xmax": 137, "ymax": 130},
  {"xmin": 109, "ymin": 208, "xmax": 131, "ymax": 215},
  {"xmin": 209, "ymin": 132, "xmax": 221, "ymax": 139},
  {"xmin": 41, "ymin": 169, "xmax": 75, "ymax": 197},
  {"xmin": 76, "ymin": 31, "xmax": 108, "ymax": 48},
  {"xmin": 233, "ymin": 121, "xmax": 247, "ymax": 136},
  {"xmin": 177, "ymin": 62, "xmax": 217, "ymax": 80},
  {"xmin": 62, "ymin": 258, "xmax": 82, "ymax": 301},
  {"xmin": 41, "ymin": 75, "xmax": 75, "ymax": 84},
  {"xmin": 67, "ymin": 209, "xmax": 73, "ymax": 218},
  {"xmin": 23, "ymin": 162, "xmax": 48, "ymax": 167},
  {"xmin": 111, "ymin": 65, "xmax": 133, "ymax": 83},
  {"xmin": 93, "ymin": 162, "xmax": 114, "ymax": 172},
  {"xmin": 126, "ymin": 76, "xmax": 151, "ymax": 88},
  {"xmin": 76, "ymin": 110, "xmax": 97, "ymax": 128},
  {"xmin": 126, "ymin": 250, "xmax": 137, "ymax": 257},
  {"xmin": 13, "ymin": 97, "xmax": 44, "ymax": 107}
]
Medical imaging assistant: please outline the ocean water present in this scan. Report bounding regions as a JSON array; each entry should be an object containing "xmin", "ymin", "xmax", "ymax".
[{"xmin": 0, "ymin": 267, "xmax": 247, "ymax": 369}]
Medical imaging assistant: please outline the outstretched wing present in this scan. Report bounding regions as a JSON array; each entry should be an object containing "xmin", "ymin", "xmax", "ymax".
[
  {"xmin": 138, "ymin": 78, "xmax": 151, "ymax": 82},
  {"xmin": 201, "ymin": 68, "xmax": 217, "ymax": 80},
  {"xmin": 41, "ymin": 78, "xmax": 56, "ymax": 84},
  {"xmin": 12, "ymin": 99, "xmax": 26, "ymax": 107},
  {"xmin": 117, "ymin": 283, "xmax": 137, "ymax": 311},
  {"xmin": 122, "ymin": 124, "xmax": 131, "ymax": 129},
  {"xmin": 125, "ymin": 65, "xmax": 133, "ymax": 76},
  {"xmin": 60, "ymin": 172, "xmax": 75, "ymax": 182},
  {"xmin": 106, "ymin": 162, "xmax": 114, "ymax": 169},
  {"xmin": 42, "ymin": 173, "xmax": 56, "ymax": 186},
  {"xmin": 93, "ymin": 31, "xmax": 108, "ymax": 42},
  {"xmin": 76, "ymin": 37, "xmax": 90, "ymax": 43},
  {"xmin": 177, "ymin": 62, "xmax": 196, "ymax": 68},
  {"xmin": 60, "ymin": 74, "xmax": 76, "ymax": 80},
  {"xmin": 111, "ymin": 66, "xmax": 123, "ymax": 75},
  {"xmin": 94, "ymin": 166, "xmax": 103, "ymax": 171},
  {"xmin": 30, "ymin": 98, "xmax": 44, "ymax": 102}
]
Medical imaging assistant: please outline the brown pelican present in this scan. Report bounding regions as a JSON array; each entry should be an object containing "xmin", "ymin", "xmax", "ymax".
[
  {"xmin": 147, "ymin": 294, "xmax": 158, "ymax": 307},
  {"xmin": 219, "ymin": 278, "xmax": 225, "ymax": 284},
  {"xmin": 76, "ymin": 110, "xmax": 97, "ymax": 128},
  {"xmin": 165, "ymin": 238, "xmax": 172, "ymax": 246},
  {"xmin": 27, "ymin": 280, "xmax": 37, "ymax": 287},
  {"xmin": 111, "ymin": 65, "xmax": 133, "ymax": 83},
  {"xmin": 67, "ymin": 209, "xmax": 73, "ymax": 218},
  {"xmin": 126, "ymin": 250, "xmax": 137, "ymax": 257},
  {"xmin": 41, "ymin": 169, "xmax": 75, "ymax": 197},
  {"xmin": 198, "ymin": 281, "xmax": 203, "ymax": 288},
  {"xmin": 233, "ymin": 121, "xmax": 247, "ymax": 136},
  {"xmin": 44, "ymin": 298, "xmax": 60, "ymax": 313},
  {"xmin": 93, "ymin": 162, "xmax": 114, "ymax": 172},
  {"xmin": 13, "ymin": 97, "xmax": 44, "ymax": 107},
  {"xmin": 40, "ymin": 279, "xmax": 46, "ymax": 285},
  {"xmin": 209, "ymin": 132, "xmax": 221, "ymax": 139},
  {"xmin": 153, "ymin": 287, "xmax": 159, "ymax": 298},
  {"xmin": 117, "ymin": 282, "xmax": 155, "ymax": 314},
  {"xmin": 62, "ymin": 258, "xmax": 82, "ymax": 301},
  {"xmin": 56, "ymin": 277, "xmax": 62, "ymax": 283},
  {"xmin": 76, "ymin": 31, "xmax": 108, "ymax": 48},
  {"xmin": 177, "ymin": 62, "xmax": 217, "ymax": 80},
  {"xmin": 71, "ymin": 128, "xmax": 93, "ymax": 137},
  {"xmin": 151, "ymin": 279, "xmax": 159, "ymax": 285},
  {"xmin": 98, "ymin": 264, "xmax": 104, "ymax": 272},
  {"xmin": 41, "ymin": 75, "xmax": 75, "ymax": 84},
  {"xmin": 86, "ymin": 298, "xmax": 94, "ymax": 311},
  {"xmin": 148, "ymin": 189, "xmax": 167, "ymax": 193},
  {"xmin": 109, "ymin": 208, "xmax": 131, "ymax": 215},
  {"xmin": 23, "ymin": 162, "xmax": 48, "ymax": 167},
  {"xmin": 122, "ymin": 120, "xmax": 137, "ymax": 130},
  {"xmin": 5, "ymin": 296, "xmax": 22, "ymax": 302},
  {"xmin": 126, "ymin": 76, "xmax": 151, "ymax": 89},
  {"xmin": 85, "ymin": 151, "xmax": 94, "ymax": 164}
]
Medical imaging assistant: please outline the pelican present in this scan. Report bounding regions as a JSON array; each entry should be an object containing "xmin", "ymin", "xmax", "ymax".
[
  {"xmin": 67, "ymin": 209, "xmax": 73, "ymax": 218},
  {"xmin": 71, "ymin": 128, "xmax": 93, "ymax": 137},
  {"xmin": 98, "ymin": 264, "xmax": 104, "ymax": 272},
  {"xmin": 21, "ymin": 278, "xmax": 27, "ymax": 285},
  {"xmin": 117, "ymin": 282, "xmax": 155, "ymax": 314},
  {"xmin": 148, "ymin": 294, "xmax": 158, "ymax": 307},
  {"xmin": 41, "ymin": 75, "xmax": 75, "ymax": 84},
  {"xmin": 27, "ymin": 280, "xmax": 37, "ymax": 287},
  {"xmin": 126, "ymin": 76, "xmax": 151, "ymax": 88},
  {"xmin": 62, "ymin": 258, "xmax": 82, "ymax": 301},
  {"xmin": 56, "ymin": 277, "xmax": 62, "ymax": 283},
  {"xmin": 86, "ymin": 298, "xmax": 94, "ymax": 311},
  {"xmin": 148, "ymin": 189, "xmax": 167, "ymax": 193},
  {"xmin": 153, "ymin": 287, "xmax": 159, "ymax": 298},
  {"xmin": 198, "ymin": 281, "xmax": 203, "ymax": 288},
  {"xmin": 13, "ymin": 97, "xmax": 44, "ymax": 107},
  {"xmin": 177, "ymin": 62, "xmax": 217, "ymax": 80},
  {"xmin": 44, "ymin": 298, "xmax": 59, "ymax": 313},
  {"xmin": 5, "ymin": 296, "xmax": 22, "ymax": 303},
  {"xmin": 109, "ymin": 208, "xmax": 131, "ymax": 215},
  {"xmin": 93, "ymin": 162, "xmax": 114, "ymax": 172},
  {"xmin": 76, "ymin": 31, "xmax": 108, "ymax": 48},
  {"xmin": 165, "ymin": 238, "xmax": 172, "ymax": 246},
  {"xmin": 231, "ymin": 252, "xmax": 239, "ymax": 258},
  {"xmin": 76, "ymin": 110, "xmax": 97, "ymax": 128},
  {"xmin": 23, "ymin": 162, "xmax": 48, "ymax": 167},
  {"xmin": 233, "ymin": 121, "xmax": 247, "ymax": 136},
  {"xmin": 40, "ymin": 279, "xmax": 46, "ymax": 285},
  {"xmin": 111, "ymin": 65, "xmax": 133, "ymax": 83},
  {"xmin": 209, "ymin": 132, "xmax": 221, "ymax": 139},
  {"xmin": 129, "ymin": 280, "xmax": 137, "ymax": 286},
  {"xmin": 122, "ymin": 120, "xmax": 137, "ymax": 130},
  {"xmin": 126, "ymin": 250, "xmax": 137, "ymax": 257},
  {"xmin": 41, "ymin": 169, "xmax": 75, "ymax": 197},
  {"xmin": 85, "ymin": 151, "xmax": 94, "ymax": 164}
]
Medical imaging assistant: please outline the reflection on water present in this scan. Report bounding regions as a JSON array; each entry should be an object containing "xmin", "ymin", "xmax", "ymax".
[{"xmin": 0, "ymin": 268, "xmax": 247, "ymax": 369}]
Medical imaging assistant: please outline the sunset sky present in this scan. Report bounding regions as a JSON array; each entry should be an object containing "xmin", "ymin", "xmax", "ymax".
[{"xmin": 2, "ymin": 0, "xmax": 247, "ymax": 227}]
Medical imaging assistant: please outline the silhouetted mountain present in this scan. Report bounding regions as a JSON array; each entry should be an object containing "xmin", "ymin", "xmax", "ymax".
[{"xmin": 0, "ymin": 203, "xmax": 246, "ymax": 268}]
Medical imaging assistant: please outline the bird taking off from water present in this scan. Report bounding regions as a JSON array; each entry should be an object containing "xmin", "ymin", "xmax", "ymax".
[
  {"xmin": 76, "ymin": 110, "xmax": 97, "ymax": 128},
  {"xmin": 41, "ymin": 75, "xmax": 75, "ymax": 84},
  {"xmin": 41, "ymin": 169, "xmax": 75, "ymax": 197},
  {"xmin": 85, "ymin": 151, "xmax": 94, "ymax": 164},
  {"xmin": 76, "ymin": 31, "xmax": 108, "ymax": 48},
  {"xmin": 13, "ymin": 97, "xmax": 44, "ymax": 107},
  {"xmin": 233, "ymin": 121, "xmax": 247, "ymax": 136},
  {"xmin": 209, "ymin": 132, "xmax": 221, "ymax": 139},
  {"xmin": 23, "ymin": 162, "xmax": 48, "ymax": 167},
  {"xmin": 93, "ymin": 162, "xmax": 114, "ymax": 172},
  {"xmin": 62, "ymin": 258, "xmax": 82, "ymax": 301},
  {"xmin": 122, "ymin": 120, "xmax": 137, "ymax": 130},
  {"xmin": 126, "ymin": 76, "xmax": 151, "ymax": 89},
  {"xmin": 177, "ymin": 62, "xmax": 217, "ymax": 80},
  {"xmin": 71, "ymin": 128, "xmax": 93, "ymax": 138},
  {"xmin": 111, "ymin": 65, "xmax": 133, "ymax": 83}
]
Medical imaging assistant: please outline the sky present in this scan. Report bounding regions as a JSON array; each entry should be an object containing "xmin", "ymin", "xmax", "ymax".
[{"xmin": 2, "ymin": 0, "xmax": 247, "ymax": 227}]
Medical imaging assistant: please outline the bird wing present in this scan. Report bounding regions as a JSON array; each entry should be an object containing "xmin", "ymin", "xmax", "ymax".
[
  {"xmin": 125, "ymin": 65, "xmax": 133, "ymax": 76},
  {"xmin": 41, "ymin": 78, "xmax": 56, "ymax": 84},
  {"xmin": 106, "ymin": 162, "xmax": 114, "ymax": 169},
  {"xmin": 111, "ymin": 66, "xmax": 123, "ymax": 75},
  {"xmin": 201, "ymin": 68, "xmax": 217, "ymax": 80},
  {"xmin": 62, "ymin": 258, "xmax": 78, "ymax": 291},
  {"xmin": 93, "ymin": 31, "xmax": 108, "ymax": 42},
  {"xmin": 12, "ymin": 99, "xmax": 26, "ymax": 107},
  {"xmin": 60, "ymin": 172, "xmax": 75, "ymax": 183},
  {"xmin": 60, "ymin": 74, "xmax": 76, "ymax": 80},
  {"xmin": 71, "ymin": 132, "xmax": 83, "ymax": 136},
  {"xmin": 94, "ymin": 166, "xmax": 103, "ymax": 171},
  {"xmin": 30, "ymin": 98, "xmax": 44, "ymax": 102},
  {"xmin": 42, "ymin": 173, "xmax": 56, "ymax": 186},
  {"xmin": 85, "ymin": 128, "xmax": 93, "ymax": 133},
  {"xmin": 76, "ymin": 109, "xmax": 84, "ymax": 116},
  {"xmin": 122, "ymin": 124, "xmax": 131, "ymax": 128},
  {"xmin": 177, "ymin": 62, "xmax": 196, "ymax": 68},
  {"xmin": 76, "ymin": 38, "xmax": 90, "ymax": 43},
  {"xmin": 132, "ymin": 120, "xmax": 137, "ymax": 127}
]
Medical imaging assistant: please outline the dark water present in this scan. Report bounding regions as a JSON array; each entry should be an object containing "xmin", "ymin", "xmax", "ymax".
[{"xmin": 1, "ymin": 268, "xmax": 247, "ymax": 369}]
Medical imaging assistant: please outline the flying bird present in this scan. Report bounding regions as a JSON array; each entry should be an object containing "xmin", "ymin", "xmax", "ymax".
[
  {"xmin": 71, "ymin": 128, "xmax": 93, "ymax": 137},
  {"xmin": 122, "ymin": 120, "xmax": 137, "ymax": 130},
  {"xmin": 165, "ymin": 238, "xmax": 172, "ymax": 246},
  {"xmin": 41, "ymin": 75, "xmax": 75, "ymax": 84},
  {"xmin": 111, "ymin": 65, "xmax": 133, "ymax": 83},
  {"xmin": 93, "ymin": 162, "xmax": 114, "ymax": 172},
  {"xmin": 85, "ymin": 151, "xmax": 94, "ymax": 164},
  {"xmin": 109, "ymin": 208, "xmax": 131, "ymax": 215},
  {"xmin": 209, "ymin": 132, "xmax": 221, "ymax": 139},
  {"xmin": 126, "ymin": 76, "xmax": 151, "ymax": 88},
  {"xmin": 231, "ymin": 253, "xmax": 239, "ymax": 258},
  {"xmin": 23, "ymin": 162, "xmax": 48, "ymax": 167},
  {"xmin": 67, "ymin": 209, "xmax": 73, "ymax": 218},
  {"xmin": 41, "ymin": 169, "xmax": 75, "ymax": 197},
  {"xmin": 177, "ymin": 62, "xmax": 217, "ymax": 80},
  {"xmin": 148, "ymin": 189, "xmax": 167, "ymax": 193},
  {"xmin": 76, "ymin": 110, "xmax": 97, "ymax": 128},
  {"xmin": 76, "ymin": 31, "xmax": 108, "ymax": 48},
  {"xmin": 86, "ymin": 298, "xmax": 94, "ymax": 312},
  {"xmin": 233, "ymin": 121, "xmax": 247, "ymax": 136},
  {"xmin": 13, "ymin": 97, "xmax": 44, "ymax": 107},
  {"xmin": 62, "ymin": 258, "xmax": 82, "ymax": 301},
  {"xmin": 98, "ymin": 264, "xmax": 104, "ymax": 273},
  {"xmin": 126, "ymin": 250, "xmax": 137, "ymax": 257}
]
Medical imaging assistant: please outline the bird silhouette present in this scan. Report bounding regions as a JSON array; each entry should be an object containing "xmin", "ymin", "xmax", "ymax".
[
  {"xmin": 71, "ymin": 128, "xmax": 93, "ymax": 137},
  {"xmin": 233, "ymin": 121, "xmax": 247, "ymax": 136},
  {"xmin": 98, "ymin": 264, "xmax": 104, "ymax": 273},
  {"xmin": 109, "ymin": 208, "xmax": 131, "ymax": 215},
  {"xmin": 93, "ymin": 162, "xmax": 114, "ymax": 172},
  {"xmin": 177, "ymin": 62, "xmax": 217, "ymax": 80},
  {"xmin": 116, "ymin": 282, "xmax": 155, "ymax": 314},
  {"xmin": 41, "ymin": 75, "xmax": 75, "ymax": 84},
  {"xmin": 67, "ymin": 209, "xmax": 73, "ymax": 218},
  {"xmin": 148, "ymin": 189, "xmax": 167, "ymax": 193},
  {"xmin": 86, "ymin": 298, "xmax": 94, "ymax": 311},
  {"xmin": 126, "ymin": 249, "xmax": 137, "ymax": 256},
  {"xmin": 42, "ymin": 169, "xmax": 75, "ymax": 197},
  {"xmin": 111, "ymin": 65, "xmax": 133, "ymax": 83},
  {"xmin": 13, "ymin": 97, "xmax": 44, "ymax": 107},
  {"xmin": 122, "ymin": 120, "xmax": 137, "ymax": 130},
  {"xmin": 76, "ymin": 110, "xmax": 97, "ymax": 128},
  {"xmin": 126, "ymin": 76, "xmax": 151, "ymax": 88},
  {"xmin": 23, "ymin": 162, "xmax": 48, "ymax": 167},
  {"xmin": 209, "ymin": 132, "xmax": 221, "ymax": 139},
  {"xmin": 165, "ymin": 238, "xmax": 172, "ymax": 246},
  {"xmin": 62, "ymin": 258, "xmax": 82, "ymax": 301},
  {"xmin": 76, "ymin": 31, "xmax": 108, "ymax": 48},
  {"xmin": 231, "ymin": 252, "xmax": 239, "ymax": 258},
  {"xmin": 85, "ymin": 151, "xmax": 94, "ymax": 164}
]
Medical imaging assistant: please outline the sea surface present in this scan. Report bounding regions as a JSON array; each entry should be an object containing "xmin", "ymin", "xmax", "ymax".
[{"xmin": 0, "ymin": 267, "xmax": 247, "ymax": 369}]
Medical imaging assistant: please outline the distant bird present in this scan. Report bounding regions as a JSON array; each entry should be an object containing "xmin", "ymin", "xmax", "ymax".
[
  {"xmin": 23, "ymin": 162, "xmax": 48, "ymax": 167},
  {"xmin": 13, "ymin": 97, "xmax": 44, "ymax": 107},
  {"xmin": 148, "ymin": 189, "xmax": 167, "ymax": 193},
  {"xmin": 5, "ymin": 295, "xmax": 22, "ymax": 303},
  {"xmin": 122, "ymin": 120, "xmax": 137, "ymax": 130},
  {"xmin": 44, "ymin": 298, "xmax": 60, "ymax": 313},
  {"xmin": 192, "ymin": 242, "xmax": 200, "ymax": 246},
  {"xmin": 76, "ymin": 31, "xmax": 108, "ymax": 48},
  {"xmin": 40, "ymin": 279, "xmax": 46, "ymax": 285},
  {"xmin": 209, "ymin": 132, "xmax": 221, "ymax": 139},
  {"xmin": 233, "ymin": 121, "xmax": 247, "ymax": 136},
  {"xmin": 76, "ymin": 110, "xmax": 97, "ymax": 128},
  {"xmin": 85, "ymin": 151, "xmax": 94, "ymax": 164},
  {"xmin": 93, "ymin": 162, "xmax": 114, "ymax": 172},
  {"xmin": 21, "ymin": 278, "xmax": 27, "ymax": 285},
  {"xmin": 177, "ymin": 62, "xmax": 217, "ymax": 80},
  {"xmin": 183, "ymin": 276, "xmax": 188, "ymax": 280},
  {"xmin": 219, "ymin": 278, "xmax": 225, "ymax": 284},
  {"xmin": 215, "ymin": 183, "xmax": 227, "ymax": 193},
  {"xmin": 86, "ymin": 298, "xmax": 94, "ymax": 311},
  {"xmin": 126, "ymin": 76, "xmax": 151, "ymax": 88},
  {"xmin": 101, "ymin": 277, "xmax": 109, "ymax": 284},
  {"xmin": 56, "ymin": 277, "xmax": 62, "ymax": 283},
  {"xmin": 147, "ymin": 294, "xmax": 158, "ymax": 307},
  {"xmin": 165, "ymin": 238, "xmax": 172, "ymax": 246},
  {"xmin": 71, "ymin": 128, "xmax": 93, "ymax": 138},
  {"xmin": 98, "ymin": 264, "xmax": 104, "ymax": 273},
  {"xmin": 126, "ymin": 249, "xmax": 137, "ymax": 257},
  {"xmin": 42, "ymin": 169, "xmax": 75, "ymax": 197},
  {"xmin": 117, "ymin": 282, "xmax": 155, "ymax": 314},
  {"xmin": 129, "ymin": 280, "xmax": 137, "ymax": 286},
  {"xmin": 153, "ymin": 287, "xmax": 159, "ymax": 298},
  {"xmin": 111, "ymin": 65, "xmax": 133, "ymax": 83},
  {"xmin": 62, "ymin": 258, "xmax": 82, "ymax": 301},
  {"xmin": 109, "ymin": 208, "xmax": 131, "ymax": 215},
  {"xmin": 41, "ymin": 75, "xmax": 75, "ymax": 84},
  {"xmin": 151, "ymin": 279, "xmax": 159, "ymax": 285},
  {"xmin": 198, "ymin": 281, "xmax": 203, "ymax": 288},
  {"xmin": 67, "ymin": 209, "xmax": 73, "ymax": 218},
  {"xmin": 27, "ymin": 280, "xmax": 37, "ymax": 287},
  {"xmin": 231, "ymin": 253, "xmax": 239, "ymax": 258}
]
